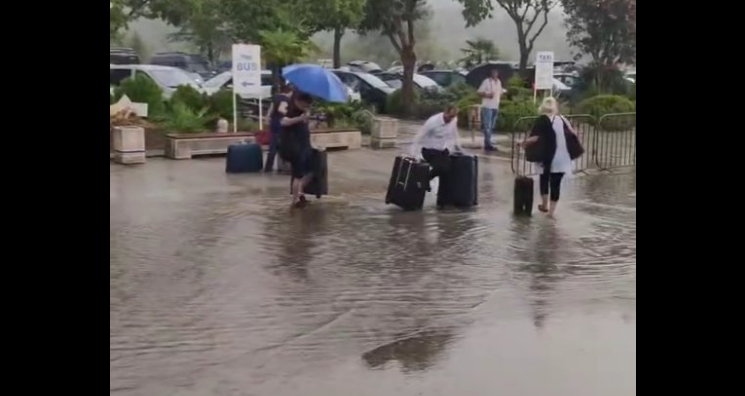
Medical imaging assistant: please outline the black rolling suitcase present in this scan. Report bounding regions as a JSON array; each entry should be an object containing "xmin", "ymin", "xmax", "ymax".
[
  {"xmin": 304, "ymin": 148, "xmax": 329, "ymax": 198},
  {"xmin": 514, "ymin": 176, "xmax": 534, "ymax": 216},
  {"xmin": 385, "ymin": 156, "xmax": 430, "ymax": 211},
  {"xmin": 437, "ymin": 153, "xmax": 479, "ymax": 208},
  {"xmin": 288, "ymin": 148, "xmax": 329, "ymax": 199}
]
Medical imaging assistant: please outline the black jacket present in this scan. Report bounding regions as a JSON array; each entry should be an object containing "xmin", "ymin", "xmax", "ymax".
[{"xmin": 525, "ymin": 115, "xmax": 584, "ymax": 171}]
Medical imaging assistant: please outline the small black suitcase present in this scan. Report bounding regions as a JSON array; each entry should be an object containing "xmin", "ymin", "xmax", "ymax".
[
  {"xmin": 385, "ymin": 156, "xmax": 430, "ymax": 211},
  {"xmin": 304, "ymin": 148, "xmax": 328, "ymax": 198},
  {"xmin": 514, "ymin": 176, "xmax": 534, "ymax": 216},
  {"xmin": 437, "ymin": 153, "xmax": 479, "ymax": 208}
]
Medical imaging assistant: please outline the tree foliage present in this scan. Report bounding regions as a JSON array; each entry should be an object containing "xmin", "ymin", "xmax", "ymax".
[
  {"xmin": 359, "ymin": 0, "xmax": 429, "ymax": 116},
  {"xmin": 110, "ymin": 1, "xmax": 129, "ymax": 41},
  {"xmin": 562, "ymin": 0, "xmax": 636, "ymax": 66},
  {"xmin": 459, "ymin": 38, "xmax": 500, "ymax": 68},
  {"xmin": 167, "ymin": 0, "xmax": 232, "ymax": 63},
  {"xmin": 457, "ymin": 0, "xmax": 558, "ymax": 73},
  {"xmin": 304, "ymin": 0, "xmax": 367, "ymax": 68}
]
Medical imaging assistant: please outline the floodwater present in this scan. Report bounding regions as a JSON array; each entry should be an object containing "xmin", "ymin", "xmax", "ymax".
[{"xmin": 110, "ymin": 150, "xmax": 636, "ymax": 396}]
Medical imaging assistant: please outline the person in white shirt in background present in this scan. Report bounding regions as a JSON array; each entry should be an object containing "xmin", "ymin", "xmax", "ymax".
[
  {"xmin": 478, "ymin": 68, "xmax": 504, "ymax": 152},
  {"xmin": 410, "ymin": 105, "xmax": 463, "ymax": 191}
]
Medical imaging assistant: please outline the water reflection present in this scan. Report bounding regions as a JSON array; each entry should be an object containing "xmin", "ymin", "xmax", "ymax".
[{"xmin": 362, "ymin": 329, "xmax": 453, "ymax": 372}]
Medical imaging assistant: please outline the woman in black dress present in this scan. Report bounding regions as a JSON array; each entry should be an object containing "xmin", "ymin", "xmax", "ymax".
[{"xmin": 279, "ymin": 92, "xmax": 314, "ymax": 208}]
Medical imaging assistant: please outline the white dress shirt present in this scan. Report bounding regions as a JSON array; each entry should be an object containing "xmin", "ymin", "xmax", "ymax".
[
  {"xmin": 478, "ymin": 78, "xmax": 503, "ymax": 109},
  {"xmin": 410, "ymin": 113, "xmax": 462, "ymax": 156}
]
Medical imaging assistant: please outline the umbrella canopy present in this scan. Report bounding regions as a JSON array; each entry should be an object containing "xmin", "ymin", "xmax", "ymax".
[
  {"xmin": 282, "ymin": 64, "xmax": 348, "ymax": 103},
  {"xmin": 465, "ymin": 62, "xmax": 517, "ymax": 89}
]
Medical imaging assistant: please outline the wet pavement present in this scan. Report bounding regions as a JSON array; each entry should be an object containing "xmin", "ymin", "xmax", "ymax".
[{"xmin": 110, "ymin": 150, "xmax": 636, "ymax": 396}]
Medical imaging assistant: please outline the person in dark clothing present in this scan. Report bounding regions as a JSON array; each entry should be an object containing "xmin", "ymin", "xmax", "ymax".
[
  {"xmin": 279, "ymin": 92, "xmax": 314, "ymax": 208},
  {"xmin": 264, "ymin": 84, "xmax": 293, "ymax": 172}
]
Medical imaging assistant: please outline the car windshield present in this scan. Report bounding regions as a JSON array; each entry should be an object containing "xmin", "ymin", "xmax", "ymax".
[
  {"xmin": 150, "ymin": 69, "xmax": 200, "ymax": 88},
  {"xmin": 384, "ymin": 79, "xmax": 403, "ymax": 89},
  {"xmin": 356, "ymin": 73, "xmax": 391, "ymax": 89},
  {"xmin": 414, "ymin": 75, "xmax": 438, "ymax": 88}
]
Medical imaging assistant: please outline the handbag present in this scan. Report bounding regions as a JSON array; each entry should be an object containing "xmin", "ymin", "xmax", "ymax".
[{"xmin": 560, "ymin": 117, "xmax": 585, "ymax": 160}]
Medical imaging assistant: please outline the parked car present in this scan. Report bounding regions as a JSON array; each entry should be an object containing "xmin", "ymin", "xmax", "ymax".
[
  {"xmin": 332, "ymin": 70, "xmax": 395, "ymax": 113},
  {"xmin": 110, "ymin": 48, "xmax": 140, "ymax": 65},
  {"xmin": 419, "ymin": 70, "xmax": 468, "ymax": 88},
  {"xmin": 150, "ymin": 52, "xmax": 216, "ymax": 80},
  {"xmin": 110, "ymin": 64, "xmax": 204, "ymax": 99},
  {"xmin": 347, "ymin": 61, "xmax": 383, "ymax": 74},
  {"xmin": 375, "ymin": 72, "xmax": 443, "ymax": 92},
  {"xmin": 554, "ymin": 73, "xmax": 581, "ymax": 90},
  {"xmin": 203, "ymin": 71, "xmax": 274, "ymax": 99}
]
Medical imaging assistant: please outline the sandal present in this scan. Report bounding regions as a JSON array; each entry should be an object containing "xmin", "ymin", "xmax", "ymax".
[{"xmin": 538, "ymin": 204, "xmax": 549, "ymax": 213}]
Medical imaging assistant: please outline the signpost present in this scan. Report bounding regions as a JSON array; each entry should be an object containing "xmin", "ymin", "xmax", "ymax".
[
  {"xmin": 534, "ymin": 51, "xmax": 555, "ymax": 103},
  {"xmin": 231, "ymin": 44, "xmax": 263, "ymax": 132}
]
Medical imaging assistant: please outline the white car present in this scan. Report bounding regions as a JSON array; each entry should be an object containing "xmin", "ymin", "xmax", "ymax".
[{"xmin": 110, "ymin": 64, "xmax": 204, "ymax": 99}]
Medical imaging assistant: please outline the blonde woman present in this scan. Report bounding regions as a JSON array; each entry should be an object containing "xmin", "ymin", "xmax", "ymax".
[{"xmin": 522, "ymin": 97, "xmax": 584, "ymax": 218}]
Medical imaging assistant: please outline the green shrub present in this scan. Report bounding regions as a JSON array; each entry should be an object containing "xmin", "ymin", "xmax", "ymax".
[
  {"xmin": 497, "ymin": 100, "xmax": 538, "ymax": 132},
  {"xmin": 237, "ymin": 117, "xmax": 258, "ymax": 132},
  {"xmin": 578, "ymin": 65, "xmax": 632, "ymax": 97},
  {"xmin": 170, "ymin": 85, "xmax": 208, "ymax": 112},
  {"xmin": 115, "ymin": 75, "xmax": 165, "ymax": 117},
  {"xmin": 208, "ymin": 89, "xmax": 238, "ymax": 120},
  {"xmin": 157, "ymin": 102, "xmax": 214, "ymax": 133},
  {"xmin": 576, "ymin": 95, "xmax": 636, "ymax": 131},
  {"xmin": 386, "ymin": 89, "xmax": 421, "ymax": 117},
  {"xmin": 350, "ymin": 109, "xmax": 375, "ymax": 135}
]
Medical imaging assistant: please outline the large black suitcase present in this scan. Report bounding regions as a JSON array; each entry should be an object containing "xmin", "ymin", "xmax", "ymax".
[
  {"xmin": 437, "ymin": 153, "xmax": 479, "ymax": 208},
  {"xmin": 225, "ymin": 143, "xmax": 263, "ymax": 173},
  {"xmin": 304, "ymin": 148, "xmax": 328, "ymax": 198},
  {"xmin": 514, "ymin": 176, "xmax": 534, "ymax": 216},
  {"xmin": 385, "ymin": 156, "xmax": 430, "ymax": 211}
]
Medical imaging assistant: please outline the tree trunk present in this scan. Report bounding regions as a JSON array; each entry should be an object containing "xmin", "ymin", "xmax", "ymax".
[
  {"xmin": 400, "ymin": 45, "xmax": 417, "ymax": 117},
  {"xmin": 333, "ymin": 28, "xmax": 344, "ymax": 69},
  {"xmin": 206, "ymin": 43, "xmax": 215, "ymax": 65},
  {"xmin": 516, "ymin": 26, "xmax": 529, "ymax": 75}
]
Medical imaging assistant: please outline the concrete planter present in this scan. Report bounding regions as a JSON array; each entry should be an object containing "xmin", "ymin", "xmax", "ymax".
[
  {"xmin": 112, "ymin": 126, "xmax": 146, "ymax": 164},
  {"xmin": 372, "ymin": 117, "xmax": 399, "ymax": 140}
]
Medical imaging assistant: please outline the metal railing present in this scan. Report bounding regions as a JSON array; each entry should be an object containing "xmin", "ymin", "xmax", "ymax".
[
  {"xmin": 510, "ymin": 112, "xmax": 637, "ymax": 175},
  {"xmin": 595, "ymin": 113, "xmax": 637, "ymax": 171}
]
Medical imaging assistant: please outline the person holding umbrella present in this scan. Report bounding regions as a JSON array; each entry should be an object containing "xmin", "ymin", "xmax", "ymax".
[
  {"xmin": 280, "ymin": 64, "xmax": 349, "ymax": 208},
  {"xmin": 279, "ymin": 92, "xmax": 314, "ymax": 208}
]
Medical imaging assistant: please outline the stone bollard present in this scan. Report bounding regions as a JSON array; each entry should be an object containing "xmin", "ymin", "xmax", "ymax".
[
  {"xmin": 371, "ymin": 117, "xmax": 398, "ymax": 150},
  {"xmin": 216, "ymin": 118, "xmax": 229, "ymax": 133},
  {"xmin": 112, "ymin": 126, "xmax": 146, "ymax": 165}
]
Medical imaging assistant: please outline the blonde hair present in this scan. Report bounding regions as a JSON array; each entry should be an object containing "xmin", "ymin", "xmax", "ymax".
[{"xmin": 539, "ymin": 97, "xmax": 559, "ymax": 116}]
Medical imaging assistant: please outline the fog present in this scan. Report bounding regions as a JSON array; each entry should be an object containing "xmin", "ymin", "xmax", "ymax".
[{"xmin": 123, "ymin": 0, "xmax": 573, "ymax": 65}]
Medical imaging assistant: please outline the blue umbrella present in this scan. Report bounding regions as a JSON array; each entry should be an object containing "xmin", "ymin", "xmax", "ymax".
[{"xmin": 282, "ymin": 64, "xmax": 349, "ymax": 103}]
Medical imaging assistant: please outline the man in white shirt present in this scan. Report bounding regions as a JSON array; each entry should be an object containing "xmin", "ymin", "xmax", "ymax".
[
  {"xmin": 478, "ymin": 68, "xmax": 504, "ymax": 152},
  {"xmin": 410, "ymin": 105, "xmax": 463, "ymax": 187}
]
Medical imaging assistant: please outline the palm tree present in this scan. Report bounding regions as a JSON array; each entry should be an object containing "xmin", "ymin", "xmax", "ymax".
[{"xmin": 459, "ymin": 38, "xmax": 500, "ymax": 70}]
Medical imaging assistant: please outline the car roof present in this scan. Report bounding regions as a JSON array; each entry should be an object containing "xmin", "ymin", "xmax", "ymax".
[{"xmin": 110, "ymin": 64, "xmax": 183, "ymax": 72}]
